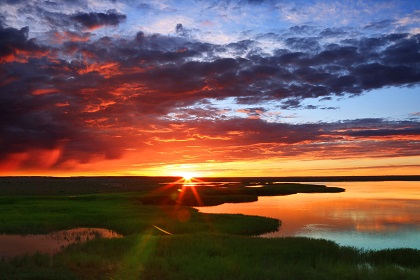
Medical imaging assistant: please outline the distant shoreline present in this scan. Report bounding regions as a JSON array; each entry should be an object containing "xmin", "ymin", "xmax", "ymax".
[
  {"xmin": 238, "ymin": 175, "xmax": 420, "ymax": 182},
  {"xmin": 0, "ymin": 175, "xmax": 419, "ymax": 182}
]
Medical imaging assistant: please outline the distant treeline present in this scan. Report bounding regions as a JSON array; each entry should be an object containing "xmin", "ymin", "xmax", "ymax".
[
  {"xmin": 182, "ymin": 175, "xmax": 420, "ymax": 183},
  {"xmin": 234, "ymin": 175, "xmax": 420, "ymax": 183},
  {"xmin": 0, "ymin": 175, "xmax": 418, "ymax": 196}
]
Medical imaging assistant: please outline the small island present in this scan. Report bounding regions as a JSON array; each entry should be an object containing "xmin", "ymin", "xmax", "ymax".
[{"xmin": 141, "ymin": 181, "xmax": 345, "ymax": 206}]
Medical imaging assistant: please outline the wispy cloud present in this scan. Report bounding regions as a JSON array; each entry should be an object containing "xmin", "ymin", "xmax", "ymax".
[{"xmin": 276, "ymin": 0, "xmax": 398, "ymax": 26}]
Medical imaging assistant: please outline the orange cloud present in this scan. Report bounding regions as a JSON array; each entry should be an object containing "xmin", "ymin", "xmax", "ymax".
[
  {"xmin": 77, "ymin": 62, "xmax": 121, "ymax": 78},
  {"xmin": 32, "ymin": 88, "xmax": 59, "ymax": 95},
  {"xmin": 53, "ymin": 31, "xmax": 91, "ymax": 43}
]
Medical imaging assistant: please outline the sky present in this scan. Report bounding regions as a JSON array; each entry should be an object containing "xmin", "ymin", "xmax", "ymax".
[{"xmin": 0, "ymin": 0, "xmax": 419, "ymax": 177}]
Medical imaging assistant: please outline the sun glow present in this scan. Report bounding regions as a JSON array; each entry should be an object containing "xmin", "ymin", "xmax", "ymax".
[
  {"xmin": 183, "ymin": 174, "xmax": 193, "ymax": 181},
  {"xmin": 177, "ymin": 172, "xmax": 197, "ymax": 182}
]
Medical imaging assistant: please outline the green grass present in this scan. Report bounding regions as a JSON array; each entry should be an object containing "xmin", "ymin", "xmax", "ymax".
[
  {"xmin": 137, "ymin": 234, "xmax": 420, "ymax": 280},
  {"xmin": 0, "ymin": 194, "xmax": 279, "ymax": 235},
  {"xmin": 1, "ymin": 177, "xmax": 419, "ymax": 279},
  {"xmin": 2, "ymin": 234, "xmax": 420, "ymax": 280}
]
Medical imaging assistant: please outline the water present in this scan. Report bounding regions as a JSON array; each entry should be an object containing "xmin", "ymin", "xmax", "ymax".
[
  {"xmin": 0, "ymin": 228, "xmax": 122, "ymax": 258},
  {"xmin": 196, "ymin": 181, "xmax": 420, "ymax": 250}
]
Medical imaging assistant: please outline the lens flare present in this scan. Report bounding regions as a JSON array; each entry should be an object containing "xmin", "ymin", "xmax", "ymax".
[{"xmin": 177, "ymin": 172, "xmax": 197, "ymax": 182}]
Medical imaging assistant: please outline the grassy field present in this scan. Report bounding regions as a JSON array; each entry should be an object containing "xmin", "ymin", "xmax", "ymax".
[
  {"xmin": 2, "ymin": 233, "xmax": 420, "ymax": 280},
  {"xmin": 0, "ymin": 192, "xmax": 279, "ymax": 236},
  {"xmin": 1, "ymin": 177, "xmax": 420, "ymax": 279}
]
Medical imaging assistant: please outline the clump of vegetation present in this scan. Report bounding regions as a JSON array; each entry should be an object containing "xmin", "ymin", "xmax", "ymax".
[{"xmin": 141, "ymin": 182, "xmax": 344, "ymax": 206}]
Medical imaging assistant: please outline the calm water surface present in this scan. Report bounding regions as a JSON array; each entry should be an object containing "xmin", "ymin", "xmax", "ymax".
[
  {"xmin": 0, "ymin": 228, "xmax": 122, "ymax": 258},
  {"xmin": 196, "ymin": 181, "xmax": 420, "ymax": 250}
]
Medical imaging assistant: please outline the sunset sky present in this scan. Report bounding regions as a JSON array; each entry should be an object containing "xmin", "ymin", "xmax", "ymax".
[{"xmin": 0, "ymin": 0, "xmax": 419, "ymax": 177}]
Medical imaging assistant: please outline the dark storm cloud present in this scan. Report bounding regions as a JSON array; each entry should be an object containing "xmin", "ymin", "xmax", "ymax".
[
  {"xmin": 0, "ymin": 25, "xmax": 125, "ymax": 167},
  {"xmin": 0, "ymin": 60, "xmax": 126, "ymax": 168},
  {"xmin": 1, "ymin": 1, "xmax": 123, "ymax": 33},
  {"xmin": 381, "ymin": 36, "xmax": 420, "ymax": 65},
  {"xmin": 70, "ymin": 10, "xmax": 126, "ymax": 29},
  {"xmin": 346, "ymin": 127, "xmax": 420, "ymax": 137},
  {"xmin": 0, "ymin": 19, "xmax": 419, "ymax": 167},
  {"xmin": 285, "ymin": 37, "xmax": 321, "ymax": 52},
  {"xmin": 0, "ymin": 23, "xmax": 45, "ymax": 60},
  {"xmin": 108, "ymin": 29, "xmax": 418, "ymax": 105}
]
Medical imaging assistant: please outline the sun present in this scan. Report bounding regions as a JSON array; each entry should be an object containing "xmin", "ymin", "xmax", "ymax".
[
  {"xmin": 176, "ymin": 171, "xmax": 198, "ymax": 182},
  {"xmin": 183, "ymin": 174, "xmax": 193, "ymax": 181},
  {"xmin": 181, "ymin": 172, "xmax": 196, "ymax": 181}
]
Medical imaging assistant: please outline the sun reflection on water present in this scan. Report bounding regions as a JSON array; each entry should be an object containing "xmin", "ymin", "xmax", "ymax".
[{"xmin": 196, "ymin": 181, "xmax": 420, "ymax": 250}]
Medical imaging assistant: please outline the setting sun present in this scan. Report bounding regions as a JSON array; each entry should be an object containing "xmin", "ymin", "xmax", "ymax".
[
  {"xmin": 183, "ymin": 175, "xmax": 193, "ymax": 181},
  {"xmin": 179, "ymin": 172, "xmax": 196, "ymax": 181}
]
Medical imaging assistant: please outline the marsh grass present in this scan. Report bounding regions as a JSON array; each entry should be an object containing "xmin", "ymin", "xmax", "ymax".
[
  {"xmin": 0, "ymin": 193, "xmax": 279, "ymax": 235},
  {"xmin": 123, "ymin": 235, "xmax": 420, "ymax": 280},
  {"xmin": 1, "ymin": 178, "xmax": 419, "ymax": 279},
  {"xmin": 3, "ymin": 234, "xmax": 420, "ymax": 280},
  {"xmin": 0, "ymin": 252, "xmax": 77, "ymax": 280}
]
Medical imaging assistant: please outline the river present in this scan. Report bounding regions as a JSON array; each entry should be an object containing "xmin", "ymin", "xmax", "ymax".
[{"xmin": 196, "ymin": 181, "xmax": 420, "ymax": 250}]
